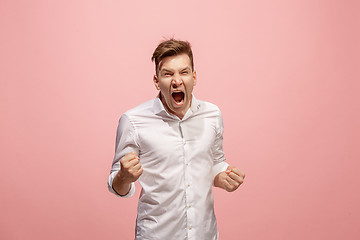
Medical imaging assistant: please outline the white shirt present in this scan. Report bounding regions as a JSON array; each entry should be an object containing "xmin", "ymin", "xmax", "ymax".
[{"xmin": 108, "ymin": 95, "xmax": 228, "ymax": 240}]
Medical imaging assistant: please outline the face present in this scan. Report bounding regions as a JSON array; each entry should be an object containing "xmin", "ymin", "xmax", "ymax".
[{"xmin": 153, "ymin": 53, "xmax": 197, "ymax": 119}]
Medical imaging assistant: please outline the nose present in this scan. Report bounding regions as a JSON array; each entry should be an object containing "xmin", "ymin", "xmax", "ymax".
[{"xmin": 172, "ymin": 75, "xmax": 183, "ymax": 88}]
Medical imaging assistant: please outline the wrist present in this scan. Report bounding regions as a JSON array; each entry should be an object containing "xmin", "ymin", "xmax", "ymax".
[
  {"xmin": 112, "ymin": 174, "xmax": 132, "ymax": 196},
  {"xmin": 115, "ymin": 171, "xmax": 132, "ymax": 185}
]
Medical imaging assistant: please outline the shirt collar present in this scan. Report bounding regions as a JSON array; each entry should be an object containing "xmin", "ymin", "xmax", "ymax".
[{"xmin": 153, "ymin": 93, "xmax": 201, "ymax": 120}]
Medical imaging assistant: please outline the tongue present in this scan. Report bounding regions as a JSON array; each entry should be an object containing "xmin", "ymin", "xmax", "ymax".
[{"xmin": 173, "ymin": 92, "xmax": 184, "ymax": 102}]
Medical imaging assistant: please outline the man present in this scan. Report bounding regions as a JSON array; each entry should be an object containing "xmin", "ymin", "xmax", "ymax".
[{"xmin": 108, "ymin": 39, "xmax": 245, "ymax": 240}]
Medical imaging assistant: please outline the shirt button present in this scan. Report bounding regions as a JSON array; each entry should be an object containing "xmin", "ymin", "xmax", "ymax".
[
  {"xmin": 188, "ymin": 226, "xmax": 192, "ymax": 230},
  {"xmin": 188, "ymin": 203, "xmax": 192, "ymax": 208},
  {"xmin": 187, "ymin": 183, "xmax": 190, "ymax": 187}
]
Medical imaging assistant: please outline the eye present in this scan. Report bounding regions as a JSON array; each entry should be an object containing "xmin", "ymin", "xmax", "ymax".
[
  {"xmin": 163, "ymin": 72, "xmax": 172, "ymax": 77},
  {"xmin": 181, "ymin": 71, "xmax": 189, "ymax": 75}
]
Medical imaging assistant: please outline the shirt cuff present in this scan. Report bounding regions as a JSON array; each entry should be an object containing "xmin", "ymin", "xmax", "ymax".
[
  {"xmin": 107, "ymin": 171, "xmax": 135, "ymax": 198},
  {"xmin": 212, "ymin": 161, "xmax": 229, "ymax": 181}
]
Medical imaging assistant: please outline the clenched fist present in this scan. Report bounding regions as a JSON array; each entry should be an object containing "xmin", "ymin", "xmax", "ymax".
[
  {"xmin": 214, "ymin": 165, "xmax": 245, "ymax": 192},
  {"xmin": 112, "ymin": 152, "xmax": 143, "ymax": 196},
  {"xmin": 119, "ymin": 152, "xmax": 143, "ymax": 183}
]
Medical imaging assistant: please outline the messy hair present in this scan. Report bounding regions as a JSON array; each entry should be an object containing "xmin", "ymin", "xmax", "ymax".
[{"xmin": 151, "ymin": 38, "xmax": 194, "ymax": 75}]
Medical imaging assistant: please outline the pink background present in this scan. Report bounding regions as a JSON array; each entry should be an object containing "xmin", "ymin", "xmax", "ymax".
[{"xmin": 1, "ymin": 0, "xmax": 359, "ymax": 239}]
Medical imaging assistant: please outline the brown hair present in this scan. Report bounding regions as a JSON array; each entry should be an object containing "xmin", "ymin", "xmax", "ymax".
[{"xmin": 151, "ymin": 38, "xmax": 194, "ymax": 75}]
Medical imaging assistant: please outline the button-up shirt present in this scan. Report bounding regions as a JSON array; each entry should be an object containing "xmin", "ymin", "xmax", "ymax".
[{"xmin": 108, "ymin": 95, "xmax": 228, "ymax": 240}]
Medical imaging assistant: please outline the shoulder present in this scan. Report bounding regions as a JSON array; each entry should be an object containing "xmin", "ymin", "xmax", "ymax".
[
  {"xmin": 123, "ymin": 98, "xmax": 156, "ymax": 118},
  {"xmin": 116, "ymin": 99, "xmax": 157, "ymax": 133},
  {"xmin": 196, "ymin": 99, "xmax": 222, "ymax": 116}
]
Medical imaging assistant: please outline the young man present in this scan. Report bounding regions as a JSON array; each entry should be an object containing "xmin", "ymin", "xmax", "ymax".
[{"xmin": 108, "ymin": 39, "xmax": 245, "ymax": 240}]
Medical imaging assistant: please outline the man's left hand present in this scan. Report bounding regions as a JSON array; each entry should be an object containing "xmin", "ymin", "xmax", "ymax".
[{"xmin": 214, "ymin": 166, "xmax": 245, "ymax": 192}]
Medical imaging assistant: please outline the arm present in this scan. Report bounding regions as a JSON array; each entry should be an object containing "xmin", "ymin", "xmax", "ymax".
[
  {"xmin": 108, "ymin": 114, "xmax": 141, "ymax": 197},
  {"xmin": 211, "ymin": 109, "xmax": 245, "ymax": 191},
  {"xmin": 214, "ymin": 165, "xmax": 245, "ymax": 192}
]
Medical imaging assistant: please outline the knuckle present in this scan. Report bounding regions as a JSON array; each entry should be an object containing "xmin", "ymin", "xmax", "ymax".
[
  {"xmin": 120, "ymin": 157, "xmax": 129, "ymax": 165},
  {"xmin": 122, "ymin": 162, "xmax": 130, "ymax": 169}
]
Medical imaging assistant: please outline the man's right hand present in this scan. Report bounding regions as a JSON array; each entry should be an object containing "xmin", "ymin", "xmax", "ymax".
[
  {"xmin": 112, "ymin": 152, "xmax": 143, "ymax": 196},
  {"xmin": 119, "ymin": 152, "xmax": 143, "ymax": 183}
]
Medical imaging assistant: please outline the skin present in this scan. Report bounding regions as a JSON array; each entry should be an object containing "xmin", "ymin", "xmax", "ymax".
[
  {"xmin": 112, "ymin": 152, "xmax": 143, "ymax": 196},
  {"xmin": 214, "ymin": 166, "xmax": 246, "ymax": 192},
  {"xmin": 153, "ymin": 53, "xmax": 197, "ymax": 120},
  {"xmin": 112, "ymin": 53, "xmax": 245, "ymax": 196}
]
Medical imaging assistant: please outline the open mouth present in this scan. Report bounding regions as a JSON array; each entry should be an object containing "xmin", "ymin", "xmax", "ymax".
[{"xmin": 172, "ymin": 92, "xmax": 184, "ymax": 103}]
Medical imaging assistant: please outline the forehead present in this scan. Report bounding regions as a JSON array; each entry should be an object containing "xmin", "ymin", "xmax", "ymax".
[{"xmin": 159, "ymin": 53, "xmax": 192, "ymax": 72}]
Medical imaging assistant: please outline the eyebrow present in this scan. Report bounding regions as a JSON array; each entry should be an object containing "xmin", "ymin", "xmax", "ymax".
[
  {"xmin": 160, "ymin": 66, "xmax": 192, "ymax": 74},
  {"xmin": 180, "ymin": 67, "xmax": 191, "ymax": 72},
  {"xmin": 160, "ymin": 68, "xmax": 173, "ymax": 73}
]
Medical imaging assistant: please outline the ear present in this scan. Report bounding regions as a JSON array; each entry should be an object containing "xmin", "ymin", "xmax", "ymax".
[
  {"xmin": 193, "ymin": 71, "xmax": 197, "ymax": 86},
  {"xmin": 153, "ymin": 75, "xmax": 160, "ymax": 90}
]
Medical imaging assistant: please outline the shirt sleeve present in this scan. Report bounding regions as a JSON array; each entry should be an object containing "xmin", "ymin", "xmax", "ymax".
[
  {"xmin": 107, "ymin": 114, "xmax": 140, "ymax": 198},
  {"xmin": 211, "ymin": 109, "xmax": 229, "ymax": 180}
]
